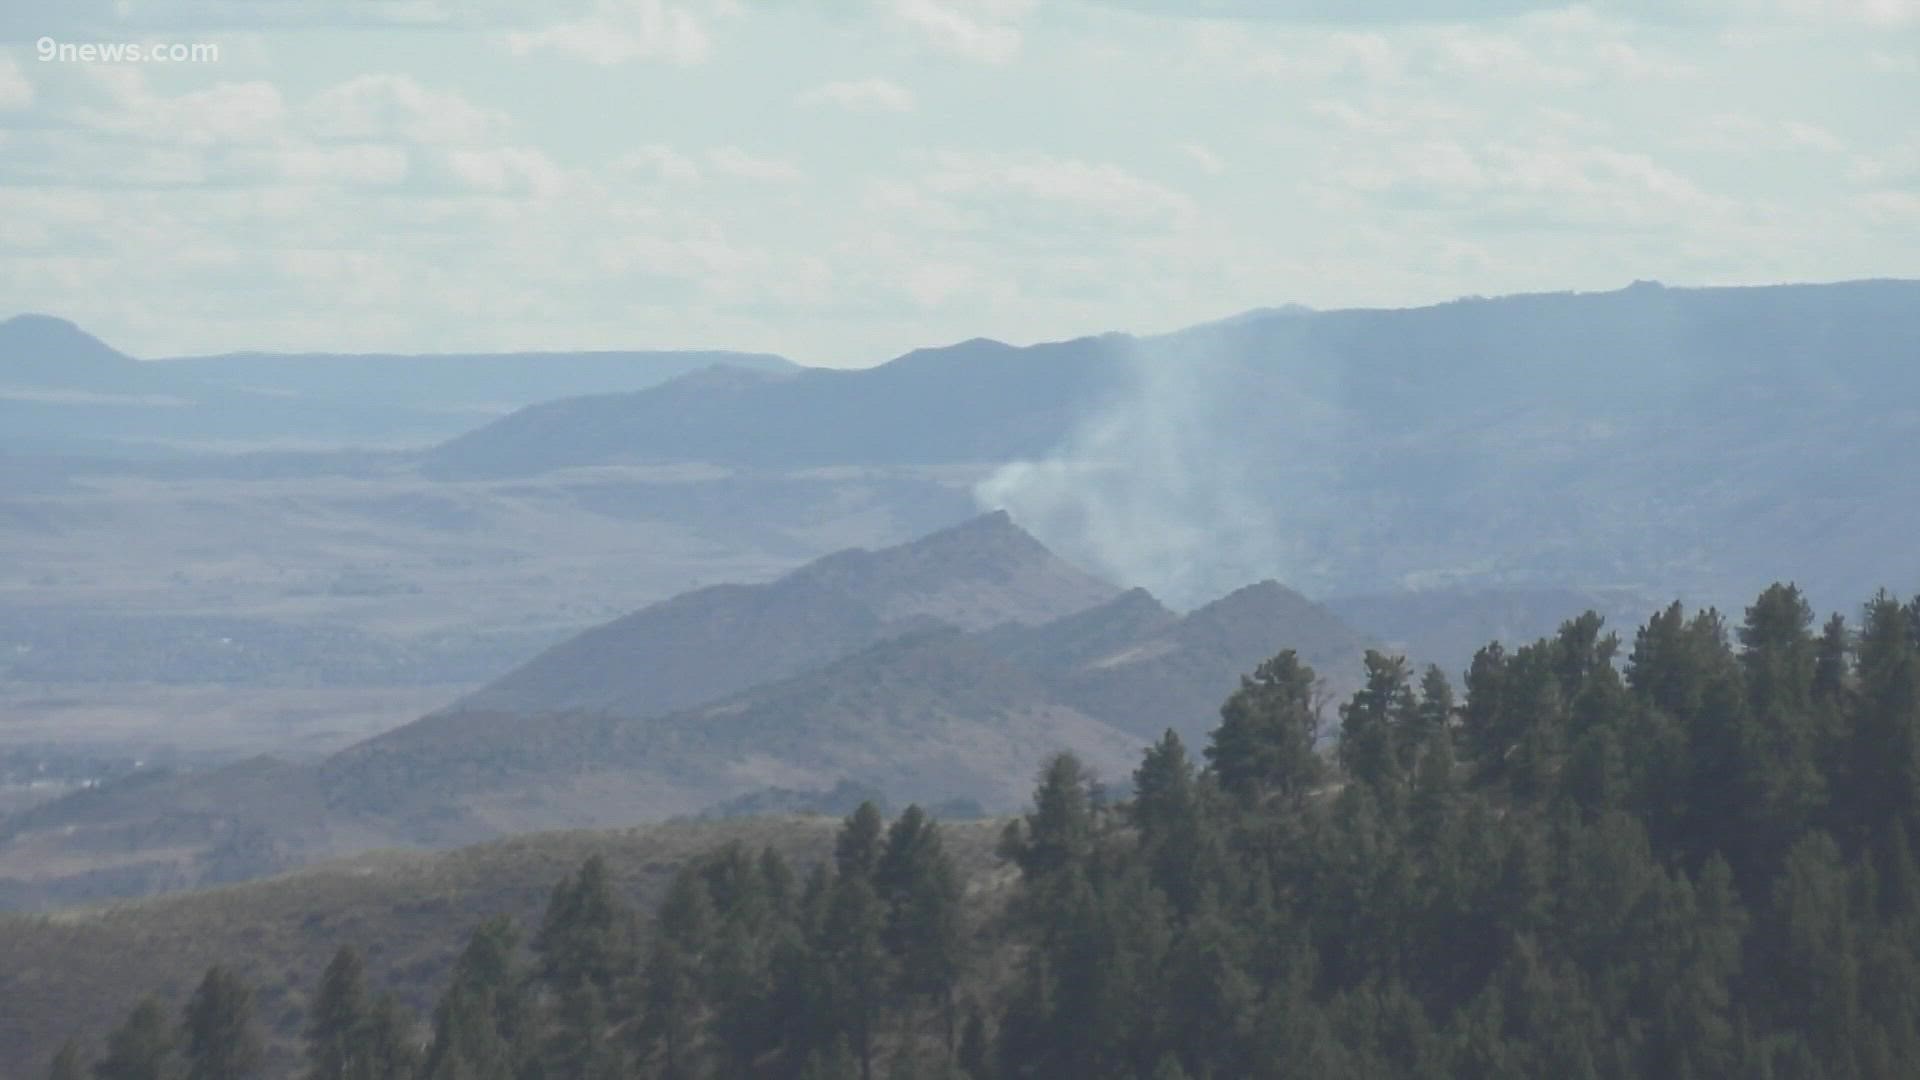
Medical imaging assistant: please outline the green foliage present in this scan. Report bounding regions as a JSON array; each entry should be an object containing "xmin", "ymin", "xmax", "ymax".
[
  {"xmin": 93, "ymin": 997, "xmax": 175, "ymax": 1080},
  {"xmin": 304, "ymin": 946, "xmax": 368, "ymax": 1080},
  {"xmin": 181, "ymin": 966, "xmax": 263, "ymax": 1080},
  {"xmin": 1204, "ymin": 649, "xmax": 1323, "ymax": 802},
  {"xmin": 421, "ymin": 918, "xmax": 529, "ymax": 1080},
  {"xmin": 56, "ymin": 583, "xmax": 1920, "ymax": 1080},
  {"xmin": 48, "ymin": 1039, "xmax": 85, "ymax": 1080}
]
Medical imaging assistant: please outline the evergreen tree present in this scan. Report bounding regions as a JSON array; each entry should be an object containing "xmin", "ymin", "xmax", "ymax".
[
  {"xmin": 1814, "ymin": 613, "xmax": 1851, "ymax": 704},
  {"xmin": 1844, "ymin": 592, "xmax": 1920, "ymax": 846},
  {"xmin": 49, "ymin": 1040, "xmax": 85, "ymax": 1080},
  {"xmin": 357, "ymin": 994, "xmax": 421, "ymax": 1080},
  {"xmin": 955, "ymin": 1007, "xmax": 992, "ymax": 1080},
  {"xmin": 1461, "ymin": 640, "xmax": 1513, "ymax": 776},
  {"xmin": 1205, "ymin": 650, "xmax": 1323, "ymax": 803},
  {"xmin": 422, "ymin": 918, "xmax": 529, "ymax": 1080},
  {"xmin": 532, "ymin": 855, "xmax": 634, "ymax": 999},
  {"xmin": 1130, "ymin": 731, "xmax": 1218, "ymax": 918},
  {"xmin": 93, "ymin": 997, "xmax": 175, "ymax": 1080},
  {"xmin": 822, "ymin": 854, "xmax": 891, "ymax": 1079},
  {"xmin": 1416, "ymin": 663, "xmax": 1456, "ymax": 740},
  {"xmin": 635, "ymin": 870, "xmax": 713, "ymax": 1079},
  {"xmin": 877, "ymin": 806, "xmax": 965, "ymax": 1054},
  {"xmin": 798, "ymin": 1037, "xmax": 860, "ymax": 1080},
  {"xmin": 998, "ymin": 754, "xmax": 1097, "ymax": 882},
  {"xmin": 1339, "ymin": 649, "xmax": 1418, "ymax": 791},
  {"xmin": 837, "ymin": 802, "xmax": 886, "ymax": 881},
  {"xmin": 180, "ymin": 967, "xmax": 263, "ymax": 1080},
  {"xmin": 1734, "ymin": 584, "xmax": 1827, "ymax": 877},
  {"xmin": 305, "ymin": 946, "xmax": 369, "ymax": 1080},
  {"xmin": 69, "ymin": 582, "xmax": 1920, "ymax": 1080}
]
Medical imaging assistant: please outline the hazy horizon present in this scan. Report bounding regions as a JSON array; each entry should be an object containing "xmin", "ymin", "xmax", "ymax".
[
  {"xmin": 3, "ymin": 1, "xmax": 1916, "ymax": 366},
  {"xmin": 9, "ymin": 273, "xmax": 1915, "ymax": 368}
]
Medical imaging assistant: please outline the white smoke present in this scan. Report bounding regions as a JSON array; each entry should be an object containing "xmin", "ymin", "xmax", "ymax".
[{"xmin": 975, "ymin": 338, "xmax": 1333, "ymax": 609}]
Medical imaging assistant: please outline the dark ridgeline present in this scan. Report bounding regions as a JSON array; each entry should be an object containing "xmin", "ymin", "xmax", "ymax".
[{"xmin": 50, "ymin": 582, "xmax": 1920, "ymax": 1080}]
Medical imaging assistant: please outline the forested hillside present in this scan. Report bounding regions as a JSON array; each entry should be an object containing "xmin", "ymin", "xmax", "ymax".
[{"xmin": 45, "ymin": 581, "xmax": 1920, "ymax": 1078}]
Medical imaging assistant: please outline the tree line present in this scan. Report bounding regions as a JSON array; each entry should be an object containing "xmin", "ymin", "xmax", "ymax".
[{"xmin": 52, "ymin": 583, "xmax": 1920, "ymax": 1079}]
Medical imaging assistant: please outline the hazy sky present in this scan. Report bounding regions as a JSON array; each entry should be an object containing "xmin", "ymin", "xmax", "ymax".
[{"xmin": 0, "ymin": 1, "xmax": 1915, "ymax": 365}]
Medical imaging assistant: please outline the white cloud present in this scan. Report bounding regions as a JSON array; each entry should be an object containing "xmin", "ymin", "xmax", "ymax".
[
  {"xmin": 0, "ymin": 55, "xmax": 33, "ymax": 111},
  {"xmin": 1325, "ymin": 133, "xmax": 1743, "ymax": 236},
  {"xmin": 1847, "ymin": 137, "xmax": 1920, "ymax": 185},
  {"xmin": 271, "ymin": 144, "xmax": 411, "ymax": 186},
  {"xmin": 503, "ymin": 0, "xmax": 717, "ymax": 65},
  {"xmin": 307, "ymin": 74, "xmax": 503, "ymax": 144},
  {"xmin": 447, "ymin": 146, "xmax": 571, "ymax": 197},
  {"xmin": 798, "ymin": 78, "xmax": 916, "ymax": 113},
  {"xmin": 76, "ymin": 71, "xmax": 287, "ymax": 146},
  {"xmin": 1434, "ymin": 27, "xmax": 1585, "ymax": 86},
  {"xmin": 924, "ymin": 151, "xmax": 1197, "ymax": 231},
  {"xmin": 1784, "ymin": 121, "xmax": 1845, "ymax": 152},
  {"xmin": 614, "ymin": 144, "xmax": 702, "ymax": 183},
  {"xmin": 1176, "ymin": 141, "xmax": 1226, "ymax": 174},
  {"xmin": 901, "ymin": 263, "xmax": 975, "ymax": 306},
  {"xmin": 1308, "ymin": 96, "xmax": 1470, "ymax": 137},
  {"xmin": 1781, "ymin": 0, "xmax": 1919, "ymax": 24},
  {"xmin": 1701, "ymin": 113, "xmax": 1849, "ymax": 154},
  {"xmin": 1859, "ymin": 190, "xmax": 1920, "ymax": 219},
  {"xmin": 886, "ymin": 0, "xmax": 1032, "ymax": 64},
  {"xmin": 707, "ymin": 146, "xmax": 805, "ymax": 183}
]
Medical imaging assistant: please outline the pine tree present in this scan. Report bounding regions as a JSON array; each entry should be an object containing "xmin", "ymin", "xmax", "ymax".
[
  {"xmin": 180, "ymin": 966, "xmax": 264, "ymax": 1080},
  {"xmin": 422, "ymin": 918, "xmax": 528, "ymax": 1080},
  {"xmin": 93, "ymin": 997, "xmax": 175, "ymax": 1080},
  {"xmin": 48, "ymin": 1039, "xmax": 85, "ymax": 1080},
  {"xmin": 357, "ymin": 994, "xmax": 421, "ymax": 1080},
  {"xmin": 636, "ymin": 871, "xmax": 713, "ymax": 1080},
  {"xmin": 1149, "ymin": 1053, "xmax": 1191, "ymax": 1080},
  {"xmin": 539, "ymin": 983, "xmax": 623, "ymax": 1080},
  {"xmin": 532, "ymin": 855, "xmax": 634, "ymax": 1000},
  {"xmin": 956, "ymin": 1007, "xmax": 992, "ymax": 1080},
  {"xmin": 823, "ymin": 857, "xmax": 891, "ymax": 1079},
  {"xmin": 1734, "ymin": 583, "xmax": 1827, "ymax": 876},
  {"xmin": 1205, "ymin": 650, "xmax": 1323, "ymax": 802},
  {"xmin": 877, "ymin": 806, "xmax": 965, "ymax": 1054},
  {"xmin": 1845, "ymin": 591, "xmax": 1920, "ymax": 846},
  {"xmin": 1460, "ymin": 640, "xmax": 1513, "ymax": 776},
  {"xmin": 798, "ymin": 1037, "xmax": 860, "ymax": 1080},
  {"xmin": 1417, "ymin": 663, "xmax": 1456, "ymax": 738},
  {"xmin": 1340, "ymin": 649, "xmax": 1418, "ymax": 791},
  {"xmin": 1129, "ymin": 731, "xmax": 1215, "ymax": 917},
  {"xmin": 306, "ymin": 946, "xmax": 369, "ymax": 1080},
  {"xmin": 999, "ymin": 754, "xmax": 1097, "ymax": 882},
  {"xmin": 837, "ymin": 802, "xmax": 886, "ymax": 881}
]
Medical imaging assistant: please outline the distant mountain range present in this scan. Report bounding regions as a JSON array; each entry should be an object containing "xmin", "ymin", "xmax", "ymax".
[
  {"xmin": 0, "ymin": 514, "xmax": 1375, "ymax": 907},
  {"xmin": 406, "ymin": 278, "xmax": 1920, "ymax": 608},
  {"xmin": 419, "ymin": 279, "xmax": 1920, "ymax": 472},
  {"xmin": 418, "ymin": 334, "xmax": 1122, "ymax": 477},
  {"xmin": 444, "ymin": 509, "xmax": 1120, "ymax": 718},
  {"xmin": 0, "ymin": 313, "xmax": 794, "ymax": 454},
  {"xmin": 9, "ymin": 278, "xmax": 1920, "ymax": 906},
  {"xmin": 12, "ymin": 280, "xmax": 1920, "ymax": 606}
]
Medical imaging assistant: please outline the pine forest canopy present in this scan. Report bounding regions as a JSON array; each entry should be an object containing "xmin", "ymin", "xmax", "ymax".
[{"xmin": 41, "ymin": 581, "xmax": 1920, "ymax": 1080}]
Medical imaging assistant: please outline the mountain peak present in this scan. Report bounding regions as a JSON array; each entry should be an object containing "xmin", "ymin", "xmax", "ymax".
[
  {"xmin": 915, "ymin": 508, "xmax": 1023, "ymax": 544},
  {"xmin": 0, "ymin": 314, "xmax": 130, "ymax": 368},
  {"xmin": 790, "ymin": 511, "xmax": 1118, "ymax": 630}
]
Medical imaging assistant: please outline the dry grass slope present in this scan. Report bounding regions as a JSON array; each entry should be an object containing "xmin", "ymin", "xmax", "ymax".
[{"xmin": 0, "ymin": 815, "xmax": 1007, "ymax": 1077}]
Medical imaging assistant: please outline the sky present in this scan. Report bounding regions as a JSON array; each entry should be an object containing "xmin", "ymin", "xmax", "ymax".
[{"xmin": 0, "ymin": 0, "xmax": 1915, "ymax": 366}]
